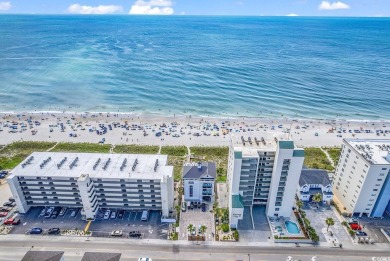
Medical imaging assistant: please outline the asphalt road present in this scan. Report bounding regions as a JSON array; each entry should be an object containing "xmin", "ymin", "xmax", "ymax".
[{"xmin": 0, "ymin": 235, "xmax": 389, "ymax": 261}]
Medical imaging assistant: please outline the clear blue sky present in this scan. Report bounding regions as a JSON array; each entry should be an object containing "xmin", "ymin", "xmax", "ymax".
[{"xmin": 0, "ymin": 0, "xmax": 389, "ymax": 16}]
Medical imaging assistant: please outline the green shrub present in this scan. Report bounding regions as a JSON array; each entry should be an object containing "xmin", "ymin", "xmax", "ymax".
[{"xmin": 221, "ymin": 223, "xmax": 229, "ymax": 233}]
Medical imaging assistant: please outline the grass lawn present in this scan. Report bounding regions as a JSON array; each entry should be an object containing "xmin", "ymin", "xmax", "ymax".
[
  {"xmin": 0, "ymin": 141, "xmax": 57, "ymax": 170},
  {"xmin": 168, "ymin": 156, "xmax": 186, "ymax": 182},
  {"xmin": 323, "ymin": 147, "xmax": 342, "ymax": 167},
  {"xmin": 113, "ymin": 145, "xmax": 159, "ymax": 154},
  {"xmin": 51, "ymin": 142, "xmax": 111, "ymax": 153},
  {"xmin": 160, "ymin": 146, "xmax": 187, "ymax": 156},
  {"xmin": 304, "ymin": 147, "xmax": 334, "ymax": 171},
  {"xmin": 190, "ymin": 146, "xmax": 229, "ymax": 183}
]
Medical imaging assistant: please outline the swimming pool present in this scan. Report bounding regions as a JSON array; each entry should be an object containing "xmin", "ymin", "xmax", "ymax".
[{"xmin": 285, "ymin": 221, "xmax": 301, "ymax": 234}]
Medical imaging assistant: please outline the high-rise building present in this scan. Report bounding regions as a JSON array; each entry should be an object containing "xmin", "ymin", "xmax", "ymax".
[
  {"xmin": 227, "ymin": 133, "xmax": 304, "ymax": 228},
  {"xmin": 333, "ymin": 139, "xmax": 390, "ymax": 217},
  {"xmin": 8, "ymin": 152, "xmax": 174, "ymax": 219}
]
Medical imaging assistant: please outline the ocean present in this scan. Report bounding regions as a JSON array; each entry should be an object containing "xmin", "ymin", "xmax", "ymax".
[{"xmin": 0, "ymin": 15, "xmax": 389, "ymax": 120}]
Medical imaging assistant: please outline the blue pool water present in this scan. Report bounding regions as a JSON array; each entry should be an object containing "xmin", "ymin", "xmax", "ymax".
[
  {"xmin": 1, "ymin": 16, "xmax": 390, "ymax": 119},
  {"xmin": 285, "ymin": 221, "xmax": 300, "ymax": 234}
]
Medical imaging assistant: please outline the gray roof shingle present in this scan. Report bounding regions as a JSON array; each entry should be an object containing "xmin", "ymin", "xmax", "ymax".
[
  {"xmin": 299, "ymin": 169, "xmax": 331, "ymax": 187},
  {"xmin": 21, "ymin": 251, "xmax": 64, "ymax": 261},
  {"xmin": 183, "ymin": 162, "xmax": 216, "ymax": 179},
  {"xmin": 81, "ymin": 252, "xmax": 121, "ymax": 261}
]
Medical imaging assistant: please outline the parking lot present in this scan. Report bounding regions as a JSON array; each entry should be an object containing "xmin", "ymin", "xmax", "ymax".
[
  {"xmin": 354, "ymin": 216, "xmax": 390, "ymax": 243},
  {"xmin": 9, "ymin": 206, "xmax": 168, "ymax": 240},
  {"xmin": 179, "ymin": 202, "xmax": 214, "ymax": 241},
  {"xmin": 303, "ymin": 204, "xmax": 350, "ymax": 244}
]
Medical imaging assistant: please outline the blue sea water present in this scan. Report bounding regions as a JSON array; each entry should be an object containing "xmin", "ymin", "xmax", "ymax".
[{"xmin": 0, "ymin": 15, "xmax": 389, "ymax": 120}]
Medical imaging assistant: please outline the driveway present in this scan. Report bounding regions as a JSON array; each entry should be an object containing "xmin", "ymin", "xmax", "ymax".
[
  {"xmin": 179, "ymin": 203, "xmax": 214, "ymax": 241},
  {"xmin": 238, "ymin": 206, "xmax": 271, "ymax": 243}
]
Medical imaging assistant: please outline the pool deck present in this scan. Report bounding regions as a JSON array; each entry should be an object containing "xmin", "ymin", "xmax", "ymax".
[{"xmin": 269, "ymin": 213, "xmax": 306, "ymax": 238}]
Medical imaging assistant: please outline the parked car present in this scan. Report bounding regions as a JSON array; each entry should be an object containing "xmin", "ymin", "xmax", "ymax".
[
  {"xmin": 2, "ymin": 202, "xmax": 12, "ymax": 207},
  {"xmin": 70, "ymin": 209, "xmax": 79, "ymax": 217},
  {"xmin": 117, "ymin": 209, "xmax": 125, "ymax": 219},
  {"xmin": 110, "ymin": 210, "xmax": 117, "ymax": 219},
  {"xmin": 0, "ymin": 211, "xmax": 8, "ymax": 217},
  {"xmin": 356, "ymin": 231, "xmax": 368, "ymax": 237},
  {"xmin": 138, "ymin": 258, "xmax": 152, "ymax": 261},
  {"xmin": 51, "ymin": 207, "xmax": 61, "ymax": 219},
  {"xmin": 48, "ymin": 228, "xmax": 60, "ymax": 235},
  {"xmin": 39, "ymin": 208, "xmax": 47, "ymax": 217},
  {"xmin": 4, "ymin": 214, "xmax": 20, "ymax": 225},
  {"xmin": 181, "ymin": 202, "xmax": 187, "ymax": 212},
  {"xmin": 0, "ymin": 207, "xmax": 11, "ymax": 212},
  {"xmin": 129, "ymin": 231, "xmax": 142, "ymax": 238},
  {"xmin": 29, "ymin": 227, "xmax": 43, "ymax": 234},
  {"xmin": 45, "ymin": 207, "xmax": 54, "ymax": 218},
  {"xmin": 110, "ymin": 230, "xmax": 123, "ymax": 237},
  {"xmin": 201, "ymin": 203, "xmax": 206, "ymax": 212},
  {"xmin": 8, "ymin": 197, "xmax": 15, "ymax": 202},
  {"xmin": 104, "ymin": 210, "xmax": 111, "ymax": 220},
  {"xmin": 141, "ymin": 210, "xmax": 149, "ymax": 221},
  {"xmin": 59, "ymin": 207, "xmax": 68, "ymax": 216}
]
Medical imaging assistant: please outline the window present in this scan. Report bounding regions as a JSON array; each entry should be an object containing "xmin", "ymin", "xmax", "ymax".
[
  {"xmin": 382, "ymin": 168, "xmax": 387, "ymax": 170},
  {"xmin": 375, "ymin": 184, "xmax": 381, "ymax": 187},
  {"xmin": 189, "ymin": 185, "xmax": 193, "ymax": 197},
  {"xmin": 275, "ymin": 208, "xmax": 280, "ymax": 211},
  {"xmin": 377, "ymin": 179, "xmax": 382, "ymax": 181},
  {"xmin": 373, "ymin": 189, "xmax": 378, "ymax": 191}
]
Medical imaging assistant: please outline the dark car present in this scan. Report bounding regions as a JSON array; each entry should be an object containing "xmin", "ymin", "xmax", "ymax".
[
  {"xmin": 356, "ymin": 231, "xmax": 368, "ymax": 237},
  {"xmin": 129, "ymin": 231, "xmax": 142, "ymax": 238},
  {"xmin": 201, "ymin": 203, "xmax": 207, "ymax": 212},
  {"xmin": 48, "ymin": 228, "xmax": 61, "ymax": 235},
  {"xmin": 3, "ymin": 201, "xmax": 12, "ymax": 207},
  {"xmin": 117, "ymin": 209, "xmax": 125, "ymax": 219},
  {"xmin": 51, "ymin": 207, "xmax": 61, "ymax": 218},
  {"xmin": 29, "ymin": 227, "xmax": 43, "ymax": 234}
]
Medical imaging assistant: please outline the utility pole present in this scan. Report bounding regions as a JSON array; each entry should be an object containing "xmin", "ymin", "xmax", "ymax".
[{"xmin": 248, "ymin": 254, "xmax": 251, "ymax": 261}]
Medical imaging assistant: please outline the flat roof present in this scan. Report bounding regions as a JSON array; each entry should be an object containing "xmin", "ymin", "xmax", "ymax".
[
  {"xmin": 345, "ymin": 139, "xmax": 390, "ymax": 165},
  {"xmin": 231, "ymin": 132, "xmax": 290, "ymax": 157},
  {"xmin": 9, "ymin": 152, "xmax": 173, "ymax": 180}
]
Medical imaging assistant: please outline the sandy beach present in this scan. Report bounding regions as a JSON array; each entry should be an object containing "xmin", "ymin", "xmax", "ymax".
[{"xmin": 0, "ymin": 112, "xmax": 389, "ymax": 148}]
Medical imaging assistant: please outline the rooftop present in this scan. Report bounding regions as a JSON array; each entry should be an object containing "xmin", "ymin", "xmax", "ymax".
[
  {"xmin": 21, "ymin": 251, "xmax": 64, "ymax": 261},
  {"xmin": 299, "ymin": 169, "xmax": 331, "ymax": 187},
  {"xmin": 230, "ymin": 132, "xmax": 291, "ymax": 157},
  {"xmin": 346, "ymin": 139, "xmax": 390, "ymax": 165},
  {"xmin": 183, "ymin": 162, "xmax": 216, "ymax": 179},
  {"xmin": 9, "ymin": 152, "xmax": 173, "ymax": 180},
  {"xmin": 81, "ymin": 252, "xmax": 121, "ymax": 261}
]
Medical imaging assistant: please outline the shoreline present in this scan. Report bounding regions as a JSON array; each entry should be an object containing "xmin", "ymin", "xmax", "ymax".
[{"xmin": 1, "ymin": 111, "xmax": 389, "ymax": 148}]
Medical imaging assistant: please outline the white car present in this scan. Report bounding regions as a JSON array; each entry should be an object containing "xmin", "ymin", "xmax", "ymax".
[
  {"xmin": 104, "ymin": 210, "xmax": 111, "ymax": 220},
  {"xmin": 110, "ymin": 211, "xmax": 117, "ymax": 219}
]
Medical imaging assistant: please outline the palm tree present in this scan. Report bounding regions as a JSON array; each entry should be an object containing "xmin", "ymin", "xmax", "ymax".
[
  {"xmin": 325, "ymin": 217, "xmax": 335, "ymax": 231},
  {"xmin": 200, "ymin": 225, "xmax": 207, "ymax": 235},
  {"xmin": 296, "ymin": 200, "xmax": 303, "ymax": 210},
  {"xmin": 187, "ymin": 224, "xmax": 194, "ymax": 235},
  {"xmin": 312, "ymin": 193, "xmax": 323, "ymax": 204}
]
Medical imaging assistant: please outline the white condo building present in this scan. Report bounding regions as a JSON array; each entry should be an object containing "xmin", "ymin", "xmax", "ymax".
[
  {"xmin": 333, "ymin": 139, "xmax": 390, "ymax": 217},
  {"xmin": 227, "ymin": 133, "xmax": 304, "ymax": 228},
  {"xmin": 8, "ymin": 152, "xmax": 174, "ymax": 219}
]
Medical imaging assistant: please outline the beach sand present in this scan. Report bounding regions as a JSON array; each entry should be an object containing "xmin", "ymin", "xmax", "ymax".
[{"xmin": 1, "ymin": 112, "xmax": 389, "ymax": 148}]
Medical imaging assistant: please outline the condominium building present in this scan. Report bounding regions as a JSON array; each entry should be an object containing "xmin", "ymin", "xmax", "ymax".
[
  {"xmin": 8, "ymin": 152, "xmax": 174, "ymax": 219},
  {"xmin": 333, "ymin": 139, "xmax": 390, "ymax": 217},
  {"xmin": 227, "ymin": 133, "xmax": 304, "ymax": 228}
]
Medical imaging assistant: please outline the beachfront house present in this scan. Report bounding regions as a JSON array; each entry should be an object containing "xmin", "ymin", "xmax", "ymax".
[
  {"xmin": 297, "ymin": 169, "xmax": 333, "ymax": 204},
  {"xmin": 182, "ymin": 162, "xmax": 216, "ymax": 203}
]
